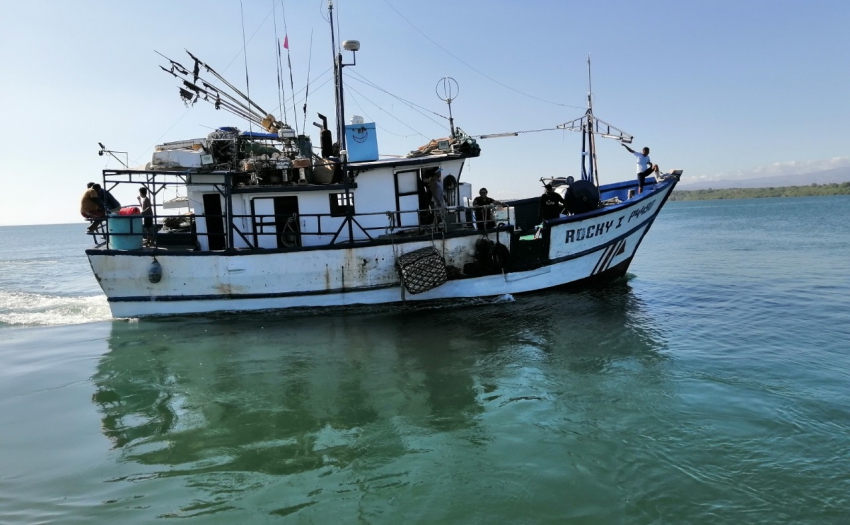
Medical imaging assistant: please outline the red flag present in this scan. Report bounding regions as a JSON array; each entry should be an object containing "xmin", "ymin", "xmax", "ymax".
[{"xmin": 283, "ymin": 35, "xmax": 289, "ymax": 50}]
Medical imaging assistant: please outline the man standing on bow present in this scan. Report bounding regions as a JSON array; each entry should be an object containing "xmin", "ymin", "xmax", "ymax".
[{"xmin": 621, "ymin": 143, "xmax": 660, "ymax": 194}]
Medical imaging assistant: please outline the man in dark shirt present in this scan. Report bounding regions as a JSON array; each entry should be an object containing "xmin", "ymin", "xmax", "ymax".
[
  {"xmin": 88, "ymin": 182, "xmax": 121, "ymax": 213},
  {"xmin": 539, "ymin": 184, "xmax": 565, "ymax": 221},
  {"xmin": 471, "ymin": 188, "xmax": 501, "ymax": 231}
]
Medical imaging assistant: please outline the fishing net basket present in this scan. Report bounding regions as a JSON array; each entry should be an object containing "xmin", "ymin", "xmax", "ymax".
[{"xmin": 396, "ymin": 247, "xmax": 448, "ymax": 295}]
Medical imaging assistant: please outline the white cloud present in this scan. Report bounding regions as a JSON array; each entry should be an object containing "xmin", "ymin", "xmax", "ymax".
[{"xmin": 689, "ymin": 156, "xmax": 850, "ymax": 183}]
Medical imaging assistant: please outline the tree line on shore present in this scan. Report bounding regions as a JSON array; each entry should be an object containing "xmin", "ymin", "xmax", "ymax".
[{"xmin": 669, "ymin": 182, "xmax": 850, "ymax": 201}]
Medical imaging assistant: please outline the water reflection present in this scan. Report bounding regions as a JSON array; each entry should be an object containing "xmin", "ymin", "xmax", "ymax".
[{"xmin": 91, "ymin": 283, "xmax": 670, "ymax": 519}]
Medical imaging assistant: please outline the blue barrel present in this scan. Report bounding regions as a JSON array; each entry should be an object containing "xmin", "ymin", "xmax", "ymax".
[{"xmin": 107, "ymin": 214, "xmax": 144, "ymax": 250}]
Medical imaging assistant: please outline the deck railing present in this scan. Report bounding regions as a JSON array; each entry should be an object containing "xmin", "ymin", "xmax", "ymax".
[{"xmin": 89, "ymin": 169, "xmax": 515, "ymax": 250}]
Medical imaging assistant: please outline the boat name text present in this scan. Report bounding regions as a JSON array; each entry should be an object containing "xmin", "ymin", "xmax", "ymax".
[{"xmin": 564, "ymin": 200, "xmax": 655, "ymax": 243}]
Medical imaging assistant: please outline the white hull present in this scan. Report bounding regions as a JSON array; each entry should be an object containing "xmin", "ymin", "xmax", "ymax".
[{"xmin": 89, "ymin": 181, "xmax": 675, "ymax": 317}]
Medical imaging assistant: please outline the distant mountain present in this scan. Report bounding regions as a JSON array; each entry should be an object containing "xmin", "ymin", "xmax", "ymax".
[{"xmin": 678, "ymin": 167, "xmax": 850, "ymax": 190}]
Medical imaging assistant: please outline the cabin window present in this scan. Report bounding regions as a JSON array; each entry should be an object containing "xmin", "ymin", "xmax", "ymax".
[{"xmin": 329, "ymin": 192, "xmax": 355, "ymax": 217}]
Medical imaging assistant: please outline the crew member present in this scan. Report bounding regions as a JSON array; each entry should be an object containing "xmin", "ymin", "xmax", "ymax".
[
  {"xmin": 621, "ymin": 143, "xmax": 660, "ymax": 194},
  {"xmin": 429, "ymin": 170, "xmax": 445, "ymax": 210},
  {"xmin": 138, "ymin": 187, "xmax": 154, "ymax": 246},
  {"xmin": 472, "ymin": 188, "xmax": 501, "ymax": 231},
  {"xmin": 81, "ymin": 184, "xmax": 105, "ymax": 232},
  {"xmin": 89, "ymin": 181, "xmax": 121, "ymax": 213},
  {"xmin": 539, "ymin": 184, "xmax": 565, "ymax": 221}
]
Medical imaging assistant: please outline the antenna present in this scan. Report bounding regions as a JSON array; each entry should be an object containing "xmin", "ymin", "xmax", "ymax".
[
  {"xmin": 587, "ymin": 54, "xmax": 593, "ymax": 112},
  {"xmin": 436, "ymin": 76, "xmax": 459, "ymax": 139}
]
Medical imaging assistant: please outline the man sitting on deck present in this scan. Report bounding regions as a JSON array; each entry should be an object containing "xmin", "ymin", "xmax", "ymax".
[
  {"xmin": 92, "ymin": 182, "xmax": 122, "ymax": 213},
  {"xmin": 80, "ymin": 184, "xmax": 105, "ymax": 232},
  {"xmin": 472, "ymin": 188, "xmax": 501, "ymax": 230}
]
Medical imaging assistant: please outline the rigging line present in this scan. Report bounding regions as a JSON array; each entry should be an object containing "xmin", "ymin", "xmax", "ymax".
[
  {"xmin": 301, "ymin": 30, "xmax": 314, "ymax": 136},
  {"xmin": 130, "ymin": 107, "xmax": 195, "ymax": 166},
  {"xmin": 347, "ymin": 90, "xmax": 419, "ymax": 138},
  {"xmin": 335, "ymin": 0, "xmax": 342, "ymax": 54},
  {"xmin": 239, "ymin": 0, "xmax": 254, "ymax": 134},
  {"xmin": 345, "ymin": 84, "xmax": 430, "ymax": 140},
  {"xmin": 381, "ymin": 0, "xmax": 583, "ymax": 110},
  {"xmin": 343, "ymin": 89, "xmax": 374, "ymax": 126},
  {"xmin": 267, "ymin": 67, "xmax": 332, "ymax": 115},
  {"xmin": 290, "ymin": 75, "xmax": 334, "ymax": 110},
  {"xmin": 272, "ymin": 0, "xmax": 287, "ymax": 124},
  {"xmin": 220, "ymin": 4, "xmax": 278, "ymax": 74},
  {"xmin": 346, "ymin": 70, "xmax": 448, "ymax": 120},
  {"xmin": 345, "ymin": 75, "xmax": 447, "ymax": 128},
  {"xmin": 281, "ymin": 1, "xmax": 299, "ymax": 135},
  {"xmin": 471, "ymin": 127, "xmax": 560, "ymax": 138}
]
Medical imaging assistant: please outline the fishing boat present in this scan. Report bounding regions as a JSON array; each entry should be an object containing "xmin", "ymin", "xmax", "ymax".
[{"xmin": 85, "ymin": 4, "xmax": 680, "ymax": 318}]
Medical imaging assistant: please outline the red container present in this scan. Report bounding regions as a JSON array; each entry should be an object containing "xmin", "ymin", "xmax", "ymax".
[{"xmin": 118, "ymin": 206, "xmax": 141, "ymax": 216}]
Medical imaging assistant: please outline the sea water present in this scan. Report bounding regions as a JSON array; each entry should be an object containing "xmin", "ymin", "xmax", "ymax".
[{"xmin": 1, "ymin": 196, "xmax": 849, "ymax": 524}]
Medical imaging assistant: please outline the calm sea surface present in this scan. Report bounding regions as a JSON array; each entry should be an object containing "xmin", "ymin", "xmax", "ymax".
[{"xmin": 2, "ymin": 196, "xmax": 849, "ymax": 524}]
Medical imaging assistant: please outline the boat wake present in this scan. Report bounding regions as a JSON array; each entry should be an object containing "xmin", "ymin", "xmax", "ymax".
[
  {"xmin": 0, "ymin": 291, "xmax": 111, "ymax": 327},
  {"xmin": 493, "ymin": 293, "xmax": 516, "ymax": 303}
]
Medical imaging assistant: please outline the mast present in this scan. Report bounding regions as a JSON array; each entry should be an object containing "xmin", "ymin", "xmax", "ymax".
[
  {"xmin": 328, "ymin": 1, "xmax": 343, "ymax": 151},
  {"xmin": 329, "ymin": 1, "xmax": 359, "ymax": 153},
  {"xmin": 556, "ymin": 57, "xmax": 633, "ymax": 186},
  {"xmin": 327, "ymin": 0, "xmax": 360, "ymax": 244},
  {"xmin": 586, "ymin": 55, "xmax": 598, "ymax": 187}
]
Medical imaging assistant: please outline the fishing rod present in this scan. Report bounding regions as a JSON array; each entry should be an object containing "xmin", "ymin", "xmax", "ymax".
[
  {"xmin": 185, "ymin": 50, "xmax": 269, "ymax": 117},
  {"xmin": 183, "ymin": 50, "xmax": 286, "ymax": 132},
  {"xmin": 158, "ymin": 52, "xmax": 286, "ymax": 132},
  {"xmin": 160, "ymin": 65, "xmax": 267, "ymax": 126}
]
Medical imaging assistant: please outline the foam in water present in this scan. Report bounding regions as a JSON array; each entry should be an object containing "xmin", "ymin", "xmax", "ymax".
[
  {"xmin": 0, "ymin": 291, "xmax": 111, "ymax": 326},
  {"xmin": 493, "ymin": 293, "xmax": 515, "ymax": 303}
]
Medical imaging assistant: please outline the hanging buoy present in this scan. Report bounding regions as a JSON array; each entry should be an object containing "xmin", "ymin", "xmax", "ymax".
[{"xmin": 149, "ymin": 258, "xmax": 162, "ymax": 283}]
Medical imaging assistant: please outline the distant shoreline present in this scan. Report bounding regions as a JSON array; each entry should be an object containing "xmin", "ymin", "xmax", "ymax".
[{"xmin": 670, "ymin": 182, "xmax": 850, "ymax": 201}]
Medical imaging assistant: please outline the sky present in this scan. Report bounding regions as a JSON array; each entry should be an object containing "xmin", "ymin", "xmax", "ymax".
[{"xmin": 1, "ymin": 0, "xmax": 848, "ymax": 226}]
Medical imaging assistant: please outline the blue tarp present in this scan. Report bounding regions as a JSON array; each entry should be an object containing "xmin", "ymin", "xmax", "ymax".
[{"xmin": 239, "ymin": 131, "xmax": 279, "ymax": 140}]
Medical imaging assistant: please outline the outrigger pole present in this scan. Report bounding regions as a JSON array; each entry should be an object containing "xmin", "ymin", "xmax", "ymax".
[{"xmin": 557, "ymin": 56, "xmax": 633, "ymax": 187}]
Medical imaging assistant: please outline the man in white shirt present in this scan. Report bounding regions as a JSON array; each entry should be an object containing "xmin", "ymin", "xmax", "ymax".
[{"xmin": 621, "ymin": 144, "xmax": 659, "ymax": 194}]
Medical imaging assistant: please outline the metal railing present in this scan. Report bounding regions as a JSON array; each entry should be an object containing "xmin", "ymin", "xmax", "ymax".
[{"xmin": 88, "ymin": 168, "xmax": 516, "ymax": 251}]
